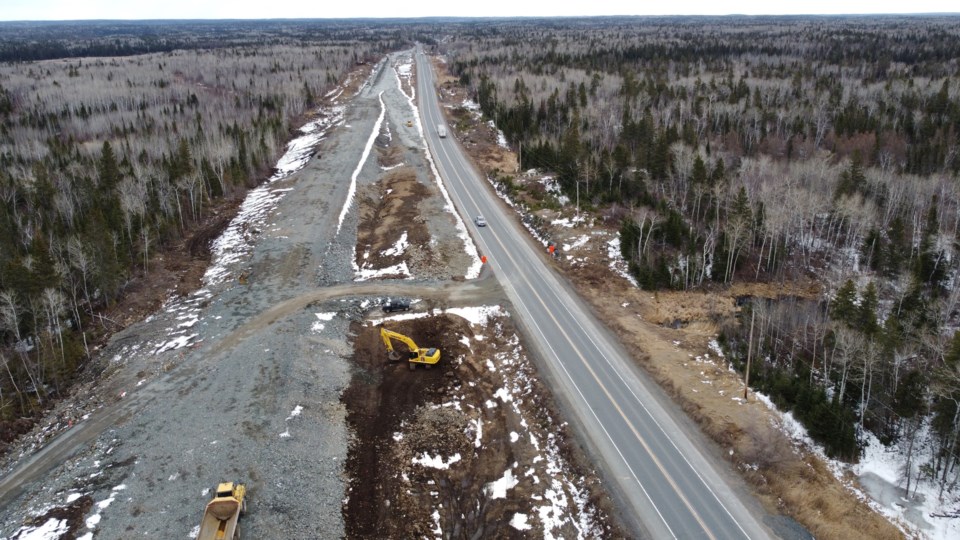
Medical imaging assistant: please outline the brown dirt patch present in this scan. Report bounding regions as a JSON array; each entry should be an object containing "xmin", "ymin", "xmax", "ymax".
[
  {"xmin": 342, "ymin": 315, "xmax": 470, "ymax": 538},
  {"xmin": 341, "ymin": 63, "xmax": 376, "ymax": 97},
  {"xmin": 430, "ymin": 57, "xmax": 459, "ymax": 87},
  {"xmin": 376, "ymin": 144, "xmax": 403, "ymax": 169},
  {"xmin": 341, "ymin": 313, "xmax": 622, "ymax": 539},
  {"xmin": 12, "ymin": 494, "xmax": 93, "ymax": 540},
  {"xmin": 355, "ymin": 167, "xmax": 432, "ymax": 277}
]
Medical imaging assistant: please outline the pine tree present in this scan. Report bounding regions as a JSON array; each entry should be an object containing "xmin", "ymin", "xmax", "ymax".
[
  {"xmin": 98, "ymin": 140, "xmax": 120, "ymax": 190},
  {"xmin": 831, "ymin": 279, "xmax": 858, "ymax": 326},
  {"xmin": 835, "ymin": 151, "xmax": 866, "ymax": 199},
  {"xmin": 857, "ymin": 282, "xmax": 879, "ymax": 337}
]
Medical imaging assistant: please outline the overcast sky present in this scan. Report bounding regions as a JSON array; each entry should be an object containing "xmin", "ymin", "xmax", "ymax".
[{"xmin": 1, "ymin": 0, "xmax": 957, "ymax": 21}]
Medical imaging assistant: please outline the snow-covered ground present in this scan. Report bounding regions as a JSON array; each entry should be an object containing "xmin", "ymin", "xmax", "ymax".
[
  {"xmin": 606, "ymin": 236, "xmax": 640, "ymax": 287},
  {"xmin": 694, "ymin": 341, "xmax": 960, "ymax": 540},
  {"xmin": 768, "ymin": 399, "xmax": 960, "ymax": 540},
  {"xmin": 486, "ymin": 119, "xmax": 509, "ymax": 149}
]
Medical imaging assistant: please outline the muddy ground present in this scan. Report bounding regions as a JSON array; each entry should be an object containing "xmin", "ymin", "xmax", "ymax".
[
  {"xmin": 343, "ymin": 314, "xmax": 470, "ymax": 538},
  {"xmin": 354, "ymin": 166, "xmax": 432, "ymax": 277},
  {"xmin": 343, "ymin": 312, "xmax": 619, "ymax": 539}
]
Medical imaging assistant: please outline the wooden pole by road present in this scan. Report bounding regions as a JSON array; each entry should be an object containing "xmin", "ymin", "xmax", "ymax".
[{"xmin": 744, "ymin": 308, "xmax": 755, "ymax": 401}]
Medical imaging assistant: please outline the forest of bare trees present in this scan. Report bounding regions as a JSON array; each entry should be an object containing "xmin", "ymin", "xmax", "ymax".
[
  {"xmin": 0, "ymin": 21, "xmax": 398, "ymax": 441},
  {"xmin": 441, "ymin": 15, "xmax": 960, "ymax": 492}
]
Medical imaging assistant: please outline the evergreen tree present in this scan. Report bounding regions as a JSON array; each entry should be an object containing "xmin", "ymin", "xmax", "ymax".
[
  {"xmin": 831, "ymin": 279, "xmax": 858, "ymax": 326},
  {"xmin": 857, "ymin": 282, "xmax": 879, "ymax": 337},
  {"xmin": 914, "ymin": 196, "xmax": 946, "ymax": 291},
  {"xmin": 835, "ymin": 152, "xmax": 866, "ymax": 199},
  {"xmin": 98, "ymin": 140, "xmax": 120, "ymax": 190}
]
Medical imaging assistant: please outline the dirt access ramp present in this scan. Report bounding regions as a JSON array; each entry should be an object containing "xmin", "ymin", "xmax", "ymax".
[{"xmin": 342, "ymin": 310, "xmax": 624, "ymax": 538}]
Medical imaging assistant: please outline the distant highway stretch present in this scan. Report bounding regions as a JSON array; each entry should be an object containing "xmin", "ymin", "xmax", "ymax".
[{"xmin": 415, "ymin": 46, "xmax": 771, "ymax": 540}]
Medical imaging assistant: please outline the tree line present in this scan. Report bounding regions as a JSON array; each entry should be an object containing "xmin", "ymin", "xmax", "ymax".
[{"xmin": 0, "ymin": 19, "xmax": 412, "ymax": 62}]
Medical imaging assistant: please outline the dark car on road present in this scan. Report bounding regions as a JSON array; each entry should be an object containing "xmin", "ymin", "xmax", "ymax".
[{"xmin": 382, "ymin": 298, "xmax": 411, "ymax": 312}]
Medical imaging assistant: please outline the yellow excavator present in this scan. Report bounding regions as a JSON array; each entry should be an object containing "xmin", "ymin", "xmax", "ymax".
[{"xmin": 379, "ymin": 327, "xmax": 441, "ymax": 370}]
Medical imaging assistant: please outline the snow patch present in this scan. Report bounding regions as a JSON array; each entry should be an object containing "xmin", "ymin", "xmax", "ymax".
[
  {"xmin": 472, "ymin": 417, "xmax": 483, "ymax": 448},
  {"xmin": 486, "ymin": 119, "xmax": 509, "ymax": 149},
  {"xmin": 337, "ymin": 91, "xmax": 386, "ymax": 234},
  {"xmin": 412, "ymin": 452, "xmax": 462, "ymax": 469},
  {"xmin": 485, "ymin": 468, "xmax": 519, "ymax": 499},
  {"xmin": 286, "ymin": 405, "xmax": 303, "ymax": 421},
  {"xmin": 11, "ymin": 519, "xmax": 68, "ymax": 540},
  {"xmin": 381, "ymin": 231, "xmax": 409, "ymax": 257},
  {"xmin": 154, "ymin": 333, "xmax": 199, "ymax": 355},
  {"xmin": 607, "ymin": 236, "xmax": 639, "ymax": 287},
  {"xmin": 355, "ymin": 261, "xmax": 411, "ymax": 281},
  {"xmin": 562, "ymin": 235, "xmax": 590, "ymax": 251},
  {"xmin": 431, "ymin": 509, "xmax": 442, "ymax": 537},
  {"xmin": 445, "ymin": 305, "xmax": 506, "ymax": 326},
  {"xmin": 510, "ymin": 512, "xmax": 533, "ymax": 531},
  {"xmin": 311, "ymin": 312, "xmax": 336, "ymax": 333}
]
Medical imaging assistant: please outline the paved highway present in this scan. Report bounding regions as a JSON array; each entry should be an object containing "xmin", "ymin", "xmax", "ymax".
[{"xmin": 414, "ymin": 47, "xmax": 773, "ymax": 539}]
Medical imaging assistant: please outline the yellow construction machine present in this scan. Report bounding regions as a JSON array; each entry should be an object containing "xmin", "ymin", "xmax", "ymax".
[
  {"xmin": 197, "ymin": 482, "xmax": 247, "ymax": 540},
  {"xmin": 379, "ymin": 327, "xmax": 441, "ymax": 370}
]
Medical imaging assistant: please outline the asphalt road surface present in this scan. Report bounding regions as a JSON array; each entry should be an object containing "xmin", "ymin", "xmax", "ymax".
[{"xmin": 415, "ymin": 45, "xmax": 774, "ymax": 540}]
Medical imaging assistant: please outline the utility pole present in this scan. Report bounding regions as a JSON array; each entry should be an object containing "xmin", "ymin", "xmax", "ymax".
[
  {"xmin": 744, "ymin": 307, "xmax": 755, "ymax": 401},
  {"xmin": 576, "ymin": 179, "xmax": 580, "ymax": 218},
  {"xmin": 517, "ymin": 140, "xmax": 522, "ymax": 173}
]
